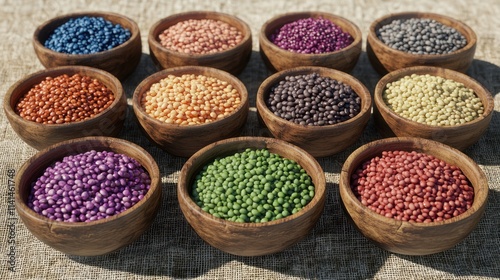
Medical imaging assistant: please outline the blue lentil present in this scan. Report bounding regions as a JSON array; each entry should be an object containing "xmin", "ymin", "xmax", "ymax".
[
  {"xmin": 270, "ymin": 17, "xmax": 353, "ymax": 54},
  {"xmin": 44, "ymin": 16, "xmax": 131, "ymax": 54}
]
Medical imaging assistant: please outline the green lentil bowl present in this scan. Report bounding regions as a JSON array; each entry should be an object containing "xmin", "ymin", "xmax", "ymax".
[
  {"xmin": 373, "ymin": 66, "xmax": 494, "ymax": 151},
  {"xmin": 177, "ymin": 136, "xmax": 326, "ymax": 256}
]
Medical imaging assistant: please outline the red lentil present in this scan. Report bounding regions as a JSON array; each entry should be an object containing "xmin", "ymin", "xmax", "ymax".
[
  {"xmin": 159, "ymin": 19, "xmax": 243, "ymax": 54},
  {"xmin": 350, "ymin": 150, "xmax": 474, "ymax": 223},
  {"xmin": 141, "ymin": 74, "xmax": 241, "ymax": 125},
  {"xmin": 15, "ymin": 74, "xmax": 115, "ymax": 124}
]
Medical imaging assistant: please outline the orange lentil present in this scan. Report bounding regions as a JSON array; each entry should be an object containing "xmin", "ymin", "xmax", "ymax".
[
  {"xmin": 15, "ymin": 74, "xmax": 114, "ymax": 124},
  {"xmin": 141, "ymin": 74, "xmax": 241, "ymax": 125},
  {"xmin": 159, "ymin": 19, "xmax": 243, "ymax": 54}
]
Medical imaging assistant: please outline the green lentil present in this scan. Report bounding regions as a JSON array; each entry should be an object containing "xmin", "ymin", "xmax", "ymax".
[
  {"xmin": 383, "ymin": 74, "xmax": 484, "ymax": 126},
  {"xmin": 191, "ymin": 148, "xmax": 315, "ymax": 223}
]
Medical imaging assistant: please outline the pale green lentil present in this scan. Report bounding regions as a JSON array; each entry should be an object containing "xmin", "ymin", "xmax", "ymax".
[{"xmin": 383, "ymin": 74, "xmax": 484, "ymax": 126}]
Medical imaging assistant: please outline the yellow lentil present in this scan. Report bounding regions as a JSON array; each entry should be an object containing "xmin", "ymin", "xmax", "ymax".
[
  {"xmin": 383, "ymin": 74, "xmax": 484, "ymax": 126},
  {"xmin": 141, "ymin": 74, "xmax": 241, "ymax": 125}
]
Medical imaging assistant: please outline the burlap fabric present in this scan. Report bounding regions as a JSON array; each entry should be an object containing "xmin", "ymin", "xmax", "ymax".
[{"xmin": 1, "ymin": 0, "xmax": 499, "ymax": 279}]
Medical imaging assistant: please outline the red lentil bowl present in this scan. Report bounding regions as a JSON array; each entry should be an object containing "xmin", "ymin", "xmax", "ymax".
[
  {"xmin": 339, "ymin": 137, "xmax": 488, "ymax": 255},
  {"xmin": 3, "ymin": 66, "xmax": 127, "ymax": 150}
]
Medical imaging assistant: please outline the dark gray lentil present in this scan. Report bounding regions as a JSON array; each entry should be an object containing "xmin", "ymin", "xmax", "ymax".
[
  {"xmin": 376, "ymin": 18, "xmax": 467, "ymax": 55},
  {"xmin": 266, "ymin": 73, "xmax": 361, "ymax": 126}
]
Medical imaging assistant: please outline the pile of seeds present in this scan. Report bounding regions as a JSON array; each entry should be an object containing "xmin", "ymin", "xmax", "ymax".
[
  {"xmin": 267, "ymin": 73, "xmax": 361, "ymax": 126},
  {"xmin": 44, "ymin": 16, "xmax": 131, "ymax": 54},
  {"xmin": 141, "ymin": 74, "xmax": 241, "ymax": 125},
  {"xmin": 351, "ymin": 150, "xmax": 474, "ymax": 223},
  {"xmin": 159, "ymin": 19, "xmax": 243, "ymax": 54},
  {"xmin": 376, "ymin": 18, "xmax": 467, "ymax": 54},
  {"xmin": 15, "ymin": 74, "xmax": 115, "ymax": 124},
  {"xmin": 383, "ymin": 74, "xmax": 483, "ymax": 126},
  {"xmin": 28, "ymin": 150, "xmax": 151, "ymax": 222},
  {"xmin": 270, "ymin": 17, "xmax": 353, "ymax": 54},
  {"xmin": 192, "ymin": 148, "xmax": 315, "ymax": 223}
]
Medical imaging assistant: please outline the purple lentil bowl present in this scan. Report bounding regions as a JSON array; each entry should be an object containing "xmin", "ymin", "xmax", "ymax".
[{"xmin": 14, "ymin": 136, "xmax": 162, "ymax": 256}]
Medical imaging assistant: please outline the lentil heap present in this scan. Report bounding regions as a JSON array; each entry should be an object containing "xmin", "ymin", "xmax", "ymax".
[
  {"xmin": 141, "ymin": 74, "xmax": 241, "ymax": 125},
  {"xmin": 270, "ymin": 17, "xmax": 353, "ymax": 54},
  {"xmin": 28, "ymin": 150, "xmax": 151, "ymax": 222},
  {"xmin": 351, "ymin": 150, "xmax": 474, "ymax": 223},
  {"xmin": 376, "ymin": 18, "xmax": 467, "ymax": 54},
  {"xmin": 159, "ymin": 19, "xmax": 243, "ymax": 54},
  {"xmin": 383, "ymin": 74, "xmax": 483, "ymax": 126},
  {"xmin": 267, "ymin": 73, "xmax": 361, "ymax": 126},
  {"xmin": 44, "ymin": 16, "xmax": 131, "ymax": 54},
  {"xmin": 15, "ymin": 74, "xmax": 115, "ymax": 124},
  {"xmin": 192, "ymin": 148, "xmax": 315, "ymax": 223}
]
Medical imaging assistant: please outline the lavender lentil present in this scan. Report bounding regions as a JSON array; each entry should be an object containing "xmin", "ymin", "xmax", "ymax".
[
  {"xmin": 267, "ymin": 73, "xmax": 361, "ymax": 126},
  {"xmin": 270, "ymin": 17, "xmax": 353, "ymax": 54},
  {"xmin": 44, "ymin": 16, "xmax": 131, "ymax": 54},
  {"xmin": 376, "ymin": 18, "xmax": 467, "ymax": 55},
  {"xmin": 28, "ymin": 150, "xmax": 150, "ymax": 222}
]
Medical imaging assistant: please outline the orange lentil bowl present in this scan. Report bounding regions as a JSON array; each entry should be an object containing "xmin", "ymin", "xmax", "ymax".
[{"xmin": 132, "ymin": 66, "xmax": 249, "ymax": 157}]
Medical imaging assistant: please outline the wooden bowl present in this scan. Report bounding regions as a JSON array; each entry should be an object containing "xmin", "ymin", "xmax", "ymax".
[
  {"xmin": 3, "ymin": 66, "xmax": 127, "ymax": 150},
  {"xmin": 15, "ymin": 136, "xmax": 162, "ymax": 256},
  {"xmin": 33, "ymin": 11, "xmax": 142, "ymax": 80},
  {"xmin": 259, "ymin": 12, "xmax": 362, "ymax": 73},
  {"xmin": 373, "ymin": 66, "xmax": 494, "ymax": 151},
  {"xmin": 177, "ymin": 136, "xmax": 326, "ymax": 256},
  {"xmin": 148, "ymin": 11, "xmax": 252, "ymax": 75},
  {"xmin": 366, "ymin": 12, "xmax": 477, "ymax": 74},
  {"xmin": 132, "ymin": 66, "xmax": 249, "ymax": 158},
  {"xmin": 256, "ymin": 66, "xmax": 372, "ymax": 157},
  {"xmin": 339, "ymin": 137, "xmax": 488, "ymax": 255}
]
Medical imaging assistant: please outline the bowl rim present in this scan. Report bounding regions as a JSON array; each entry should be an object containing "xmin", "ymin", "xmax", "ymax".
[
  {"xmin": 33, "ymin": 11, "xmax": 141, "ymax": 58},
  {"xmin": 132, "ymin": 65, "xmax": 249, "ymax": 128},
  {"xmin": 367, "ymin": 11, "xmax": 477, "ymax": 59},
  {"xmin": 3, "ymin": 65, "xmax": 125, "ymax": 128},
  {"xmin": 373, "ymin": 65, "xmax": 494, "ymax": 130},
  {"xmin": 256, "ymin": 66, "xmax": 372, "ymax": 131},
  {"xmin": 177, "ymin": 136, "xmax": 326, "ymax": 228},
  {"xmin": 14, "ymin": 136, "xmax": 161, "ymax": 228},
  {"xmin": 339, "ymin": 136, "xmax": 489, "ymax": 228},
  {"xmin": 259, "ymin": 11, "xmax": 363, "ymax": 57},
  {"xmin": 148, "ymin": 10, "xmax": 252, "ymax": 58}
]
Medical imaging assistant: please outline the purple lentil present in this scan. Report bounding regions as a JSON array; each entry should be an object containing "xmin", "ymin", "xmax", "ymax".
[
  {"xmin": 376, "ymin": 18, "xmax": 467, "ymax": 55},
  {"xmin": 266, "ymin": 73, "xmax": 361, "ymax": 126},
  {"xmin": 270, "ymin": 17, "xmax": 353, "ymax": 54},
  {"xmin": 28, "ymin": 150, "xmax": 150, "ymax": 222}
]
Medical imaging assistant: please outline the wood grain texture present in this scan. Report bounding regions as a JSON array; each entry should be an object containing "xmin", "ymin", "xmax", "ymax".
[
  {"xmin": 148, "ymin": 11, "xmax": 252, "ymax": 75},
  {"xmin": 373, "ymin": 66, "xmax": 494, "ymax": 151},
  {"xmin": 14, "ymin": 136, "xmax": 162, "ymax": 256},
  {"xmin": 177, "ymin": 136, "xmax": 326, "ymax": 256},
  {"xmin": 3, "ymin": 66, "xmax": 128, "ymax": 150},
  {"xmin": 256, "ymin": 66, "xmax": 372, "ymax": 158},
  {"xmin": 366, "ymin": 12, "xmax": 477, "ymax": 74},
  {"xmin": 32, "ymin": 11, "xmax": 142, "ymax": 80},
  {"xmin": 259, "ymin": 12, "xmax": 362, "ymax": 73},
  {"xmin": 339, "ymin": 137, "xmax": 489, "ymax": 255},
  {"xmin": 132, "ymin": 66, "xmax": 249, "ymax": 158}
]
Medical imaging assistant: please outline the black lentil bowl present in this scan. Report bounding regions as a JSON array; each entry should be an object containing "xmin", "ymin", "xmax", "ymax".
[{"xmin": 256, "ymin": 66, "xmax": 372, "ymax": 158}]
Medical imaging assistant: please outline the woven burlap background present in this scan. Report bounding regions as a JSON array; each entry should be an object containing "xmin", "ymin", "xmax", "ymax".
[{"xmin": 1, "ymin": 0, "xmax": 499, "ymax": 279}]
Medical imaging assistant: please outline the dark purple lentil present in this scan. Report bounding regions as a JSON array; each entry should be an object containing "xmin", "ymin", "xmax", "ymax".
[
  {"xmin": 44, "ymin": 16, "xmax": 131, "ymax": 54},
  {"xmin": 28, "ymin": 150, "xmax": 150, "ymax": 222},
  {"xmin": 270, "ymin": 17, "xmax": 354, "ymax": 54},
  {"xmin": 376, "ymin": 18, "xmax": 467, "ymax": 55},
  {"xmin": 266, "ymin": 73, "xmax": 361, "ymax": 126}
]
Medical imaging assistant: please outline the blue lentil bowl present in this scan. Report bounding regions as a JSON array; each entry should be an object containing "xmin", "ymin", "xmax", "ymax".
[
  {"xmin": 14, "ymin": 136, "xmax": 162, "ymax": 256},
  {"xmin": 33, "ymin": 11, "xmax": 142, "ymax": 80}
]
